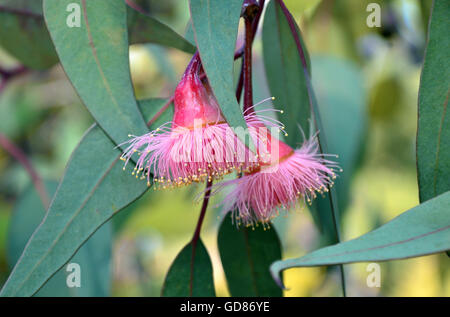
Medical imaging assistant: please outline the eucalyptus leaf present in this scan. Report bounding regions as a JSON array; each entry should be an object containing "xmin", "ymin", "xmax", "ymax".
[
  {"xmin": 262, "ymin": 0, "xmax": 311, "ymax": 145},
  {"xmin": 311, "ymin": 55, "xmax": 367, "ymax": 244},
  {"xmin": 7, "ymin": 181, "xmax": 112, "ymax": 297},
  {"xmin": 184, "ymin": 20, "xmax": 195, "ymax": 46},
  {"xmin": 263, "ymin": 1, "xmax": 345, "ymax": 250},
  {"xmin": 417, "ymin": 0, "xmax": 450, "ymax": 203},
  {"xmin": 44, "ymin": 0, "xmax": 148, "ymax": 147},
  {"xmin": 189, "ymin": 0, "xmax": 254, "ymax": 150},
  {"xmin": 0, "ymin": 99, "xmax": 170, "ymax": 297},
  {"xmin": 271, "ymin": 191, "xmax": 450, "ymax": 286},
  {"xmin": 162, "ymin": 239, "xmax": 215, "ymax": 297},
  {"xmin": 0, "ymin": 0, "xmax": 58, "ymax": 69},
  {"xmin": 218, "ymin": 214, "xmax": 282, "ymax": 297},
  {"xmin": 264, "ymin": 0, "xmax": 346, "ymax": 294}
]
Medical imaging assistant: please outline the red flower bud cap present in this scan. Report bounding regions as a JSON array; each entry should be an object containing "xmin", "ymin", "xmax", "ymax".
[{"xmin": 173, "ymin": 54, "xmax": 224, "ymax": 129}]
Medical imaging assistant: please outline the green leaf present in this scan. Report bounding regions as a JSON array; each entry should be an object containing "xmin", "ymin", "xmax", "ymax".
[
  {"xmin": 7, "ymin": 181, "xmax": 112, "ymax": 297},
  {"xmin": 127, "ymin": 1, "xmax": 196, "ymax": 54},
  {"xmin": 271, "ymin": 191, "xmax": 450, "ymax": 285},
  {"xmin": 0, "ymin": 99, "xmax": 170, "ymax": 297},
  {"xmin": 189, "ymin": 0, "xmax": 254, "ymax": 150},
  {"xmin": 306, "ymin": 69, "xmax": 346, "ymax": 290},
  {"xmin": 265, "ymin": 0, "xmax": 346, "ymax": 294},
  {"xmin": 218, "ymin": 214, "xmax": 282, "ymax": 297},
  {"xmin": 162, "ymin": 239, "xmax": 215, "ymax": 297},
  {"xmin": 263, "ymin": 1, "xmax": 345, "ymax": 247},
  {"xmin": 43, "ymin": 0, "xmax": 148, "ymax": 147},
  {"xmin": 262, "ymin": 0, "xmax": 311, "ymax": 145},
  {"xmin": 311, "ymin": 55, "xmax": 367, "ymax": 244},
  {"xmin": 0, "ymin": 0, "xmax": 58, "ymax": 69},
  {"xmin": 184, "ymin": 20, "xmax": 195, "ymax": 45},
  {"xmin": 417, "ymin": 0, "xmax": 450, "ymax": 203}
]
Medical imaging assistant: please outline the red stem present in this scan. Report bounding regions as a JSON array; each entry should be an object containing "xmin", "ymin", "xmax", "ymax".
[
  {"xmin": 189, "ymin": 179, "xmax": 212, "ymax": 296},
  {"xmin": 191, "ymin": 179, "xmax": 213, "ymax": 246},
  {"xmin": 0, "ymin": 133, "xmax": 50, "ymax": 208},
  {"xmin": 233, "ymin": 0, "xmax": 265, "ymax": 60},
  {"xmin": 238, "ymin": 0, "xmax": 264, "ymax": 109},
  {"xmin": 236, "ymin": 63, "xmax": 244, "ymax": 102},
  {"xmin": 243, "ymin": 17, "xmax": 254, "ymax": 112}
]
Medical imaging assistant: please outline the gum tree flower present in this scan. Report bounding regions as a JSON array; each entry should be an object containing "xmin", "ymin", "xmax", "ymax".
[
  {"xmin": 120, "ymin": 53, "xmax": 260, "ymax": 188},
  {"xmin": 218, "ymin": 119, "xmax": 340, "ymax": 227}
]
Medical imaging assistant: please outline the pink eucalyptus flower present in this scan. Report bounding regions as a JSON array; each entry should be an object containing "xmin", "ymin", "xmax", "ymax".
[
  {"xmin": 218, "ymin": 119, "xmax": 340, "ymax": 227},
  {"xmin": 120, "ymin": 53, "xmax": 260, "ymax": 188}
]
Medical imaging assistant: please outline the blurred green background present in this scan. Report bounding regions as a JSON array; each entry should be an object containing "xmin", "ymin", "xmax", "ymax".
[{"xmin": 0, "ymin": 0, "xmax": 448, "ymax": 296}]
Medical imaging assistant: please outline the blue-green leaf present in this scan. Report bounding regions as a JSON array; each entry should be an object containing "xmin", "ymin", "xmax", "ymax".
[
  {"xmin": 127, "ymin": 1, "xmax": 196, "ymax": 54},
  {"xmin": 311, "ymin": 55, "xmax": 367, "ymax": 244},
  {"xmin": 189, "ymin": 0, "xmax": 254, "ymax": 150},
  {"xmin": 271, "ymin": 191, "xmax": 450, "ymax": 285},
  {"xmin": 7, "ymin": 181, "xmax": 112, "ymax": 297},
  {"xmin": 44, "ymin": 0, "xmax": 148, "ymax": 147},
  {"xmin": 0, "ymin": 99, "xmax": 170, "ymax": 297},
  {"xmin": 218, "ymin": 213, "xmax": 282, "ymax": 296},
  {"xmin": 162, "ymin": 239, "xmax": 215, "ymax": 297},
  {"xmin": 262, "ymin": 0, "xmax": 346, "ymax": 294},
  {"xmin": 417, "ymin": 0, "xmax": 450, "ymax": 203},
  {"xmin": 262, "ymin": 0, "xmax": 311, "ymax": 145},
  {"xmin": 0, "ymin": 0, "xmax": 58, "ymax": 69}
]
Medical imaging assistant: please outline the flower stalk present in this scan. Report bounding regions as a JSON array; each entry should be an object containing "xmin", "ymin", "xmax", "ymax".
[
  {"xmin": 191, "ymin": 179, "xmax": 213, "ymax": 246},
  {"xmin": 237, "ymin": 0, "xmax": 265, "ymax": 106}
]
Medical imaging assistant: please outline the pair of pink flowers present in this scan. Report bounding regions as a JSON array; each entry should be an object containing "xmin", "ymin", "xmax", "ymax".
[{"xmin": 120, "ymin": 53, "xmax": 338, "ymax": 226}]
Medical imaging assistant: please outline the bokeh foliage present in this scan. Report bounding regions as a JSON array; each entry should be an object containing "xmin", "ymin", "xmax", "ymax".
[{"xmin": 0, "ymin": 0, "xmax": 448, "ymax": 297}]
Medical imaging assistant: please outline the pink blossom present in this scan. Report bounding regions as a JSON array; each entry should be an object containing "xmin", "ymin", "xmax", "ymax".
[
  {"xmin": 119, "ymin": 53, "xmax": 260, "ymax": 188},
  {"xmin": 217, "ymin": 122, "xmax": 340, "ymax": 227}
]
